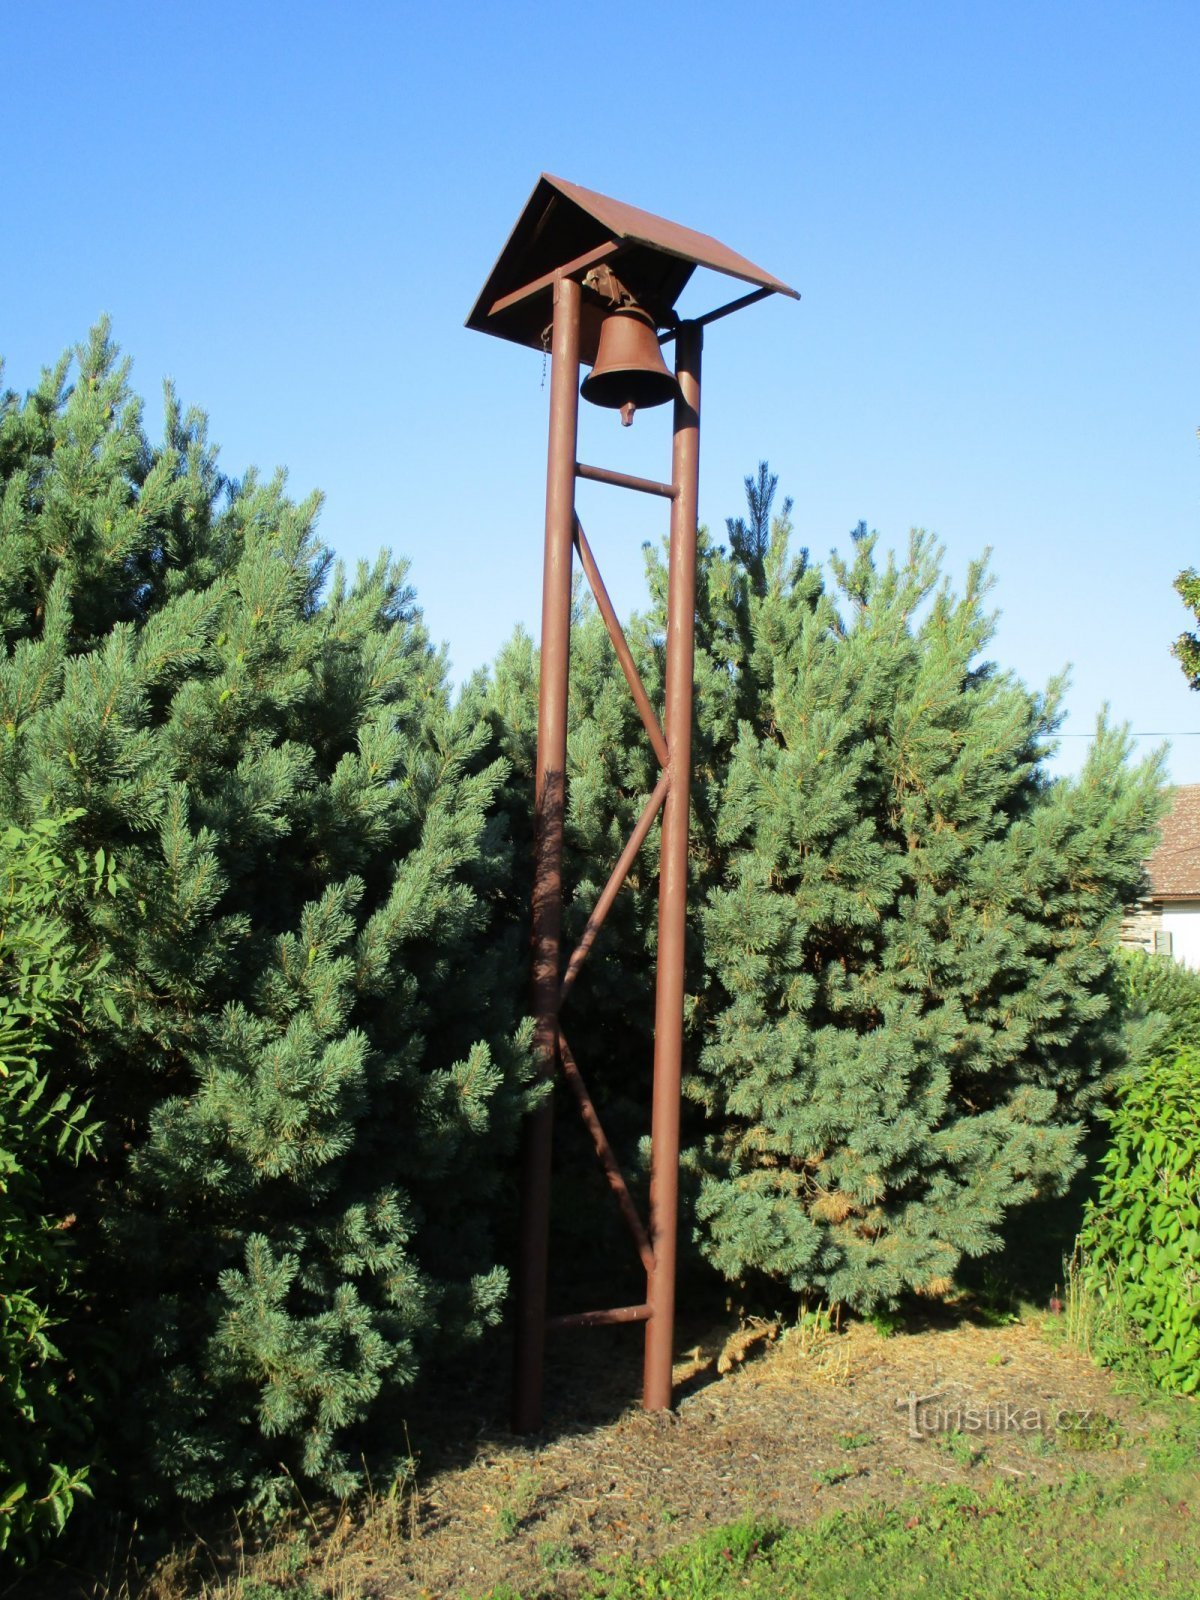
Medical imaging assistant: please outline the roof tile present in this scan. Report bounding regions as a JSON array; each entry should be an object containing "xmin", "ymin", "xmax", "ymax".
[{"xmin": 1146, "ymin": 784, "xmax": 1200, "ymax": 898}]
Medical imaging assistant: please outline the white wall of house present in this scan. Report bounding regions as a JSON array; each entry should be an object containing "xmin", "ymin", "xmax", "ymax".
[{"xmin": 1158, "ymin": 903, "xmax": 1200, "ymax": 969}]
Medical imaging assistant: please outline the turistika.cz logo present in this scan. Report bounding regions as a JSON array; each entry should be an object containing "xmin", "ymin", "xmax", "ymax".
[{"xmin": 896, "ymin": 1384, "xmax": 1094, "ymax": 1440}]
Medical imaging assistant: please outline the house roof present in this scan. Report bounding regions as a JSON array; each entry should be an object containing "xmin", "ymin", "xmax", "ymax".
[
  {"xmin": 466, "ymin": 173, "xmax": 799, "ymax": 359},
  {"xmin": 1146, "ymin": 784, "xmax": 1200, "ymax": 900}
]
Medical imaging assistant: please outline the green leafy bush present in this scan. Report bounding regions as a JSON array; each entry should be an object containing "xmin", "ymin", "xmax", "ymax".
[
  {"xmin": 1080, "ymin": 1048, "xmax": 1200, "ymax": 1393},
  {"xmin": 0, "ymin": 813, "xmax": 118, "ymax": 1565}
]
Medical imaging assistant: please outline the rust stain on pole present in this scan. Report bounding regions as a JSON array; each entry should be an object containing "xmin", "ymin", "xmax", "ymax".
[
  {"xmin": 512, "ymin": 273, "xmax": 581, "ymax": 1435},
  {"xmin": 643, "ymin": 320, "xmax": 702, "ymax": 1413}
]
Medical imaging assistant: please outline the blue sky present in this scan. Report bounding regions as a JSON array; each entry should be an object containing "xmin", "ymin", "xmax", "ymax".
[{"xmin": 2, "ymin": 1, "xmax": 1196, "ymax": 779}]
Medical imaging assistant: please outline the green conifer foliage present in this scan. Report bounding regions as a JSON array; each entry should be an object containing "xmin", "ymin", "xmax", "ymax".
[
  {"xmin": 0, "ymin": 326, "xmax": 536, "ymax": 1505},
  {"xmin": 692, "ymin": 515, "xmax": 1166, "ymax": 1309},
  {"xmin": 1172, "ymin": 566, "xmax": 1200, "ymax": 688},
  {"xmin": 485, "ymin": 470, "xmax": 1164, "ymax": 1315}
]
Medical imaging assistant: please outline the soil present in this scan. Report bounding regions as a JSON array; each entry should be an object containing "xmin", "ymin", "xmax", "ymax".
[{"xmin": 313, "ymin": 1304, "xmax": 1161, "ymax": 1599}]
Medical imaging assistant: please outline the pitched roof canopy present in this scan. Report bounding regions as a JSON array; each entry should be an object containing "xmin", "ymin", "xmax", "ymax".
[{"xmin": 466, "ymin": 174, "xmax": 798, "ymax": 360}]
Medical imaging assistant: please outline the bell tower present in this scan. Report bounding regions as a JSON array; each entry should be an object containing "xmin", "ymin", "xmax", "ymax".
[{"xmin": 467, "ymin": 175, "xmax": 798, "ymax": 1432}]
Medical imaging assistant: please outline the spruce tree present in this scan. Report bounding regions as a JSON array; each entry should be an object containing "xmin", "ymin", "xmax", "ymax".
[{"xmin": 0, "ymin": 325, "xmax": 535, "ymax": 1505}]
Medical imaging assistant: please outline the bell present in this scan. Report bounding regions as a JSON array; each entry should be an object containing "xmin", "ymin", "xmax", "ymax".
[{"xmin": 580, "ymin": 306, "xmax": 680, "ymax": 425}]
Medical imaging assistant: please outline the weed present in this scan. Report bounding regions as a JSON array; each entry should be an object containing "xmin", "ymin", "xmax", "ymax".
[
  {"xmin": 238, "ymin": 1584, "xmax": 318, "ymax": 1600},
  {"xmin": 1061, "ymin": 1243, "xmax": 1158, "ymax": 1387},
  {"xmin": 968, "ymin": 1268, "xmax": 1021, "ymax": 1327},
  {"xmin": 772, "ymin": 1304, "xmax": 854, "ymax": 1387},
  {"xmin": 867, "ymin": 1305, "xmax": 906, "ymax": 1338},
  {"xmin": 936, "ymin": 1429, "xmax": 985, "ymax": 1468},
  {"xmin": 537, "ymin": 1538, "xmax": 577, "ymax": 1572},
  {"xmin": 811, "ymin": 1463, "xmax": 860, "ymax": 1488},
  {"xmin": 493, "ymin": 1468, "xmax": 541, "ymax": 1542},
  {"xmin": 836, "ymin": 1430, "xmax": 873, "ymax": 1450},
  {"xmin": 648, "ymin": 1495, "xmax": 680, "ymax": 1525},
  {"xmin": 1056, "ymin": 1410, "xmax": 1122, "ymax": 1452},
  {"xmin": 363, "ymin": 1446, "xmax": 421, "ymax": 1546}
]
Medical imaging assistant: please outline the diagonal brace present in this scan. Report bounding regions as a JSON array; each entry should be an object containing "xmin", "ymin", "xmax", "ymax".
[
  {"xmin": 573, "ymin": 519, "xmax": 669, "ymax": 768},
  {"xmin": 558, "ymin": 1028, "xmax": 654, "ymax": 1274},
  {"xmin": 559, "ymin": 771, "xmax": 669, "ymax": 1007}
]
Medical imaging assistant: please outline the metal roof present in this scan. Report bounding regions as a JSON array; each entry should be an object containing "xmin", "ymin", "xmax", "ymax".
[{"xmin": 466, "ymin": 174, "xmax": 799, "ymax": 359}]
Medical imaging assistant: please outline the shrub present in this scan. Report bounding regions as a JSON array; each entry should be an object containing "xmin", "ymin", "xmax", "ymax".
[
  {"xmin": 0, "ymin": 325, "xmax": 536, "ymax": 1508},
  {"xmin": 1114, "ymin": 947, "xmax": 1200, "ymax": 1063},
  {"xmin": 485, "ymin": 466, "xmax": 1167, "ymax": 1312},
  {"xmin": 1079, "ymin": 1048, "xmax": 1200, "ymax": 1394},
  {"xmin": 0, "ymin": 813, "xmax": 118, "ymax": 1565}
]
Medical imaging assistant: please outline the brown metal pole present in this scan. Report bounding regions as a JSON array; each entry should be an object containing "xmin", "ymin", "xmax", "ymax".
[
  {"xmin": 512, "ymin": 273, "xmax": 581, "ymax": 1434},
  {"xmin": 643, "ymin": 320, "xmax": 702, "ymax": 1412}
]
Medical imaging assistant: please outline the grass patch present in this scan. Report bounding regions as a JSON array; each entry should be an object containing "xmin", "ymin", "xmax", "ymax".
[{"xmin": 492, "ymin": 1470, "xmax": 1198, "ymax": 1599}]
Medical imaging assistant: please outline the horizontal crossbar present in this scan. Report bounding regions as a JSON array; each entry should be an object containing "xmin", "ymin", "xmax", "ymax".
[
  {"xmin": 546, "ymin": 1303, "xmax": 651, "ymax": 1333},
  {"xmin": 577, "ymin": 461, "xmax": 677, "ymax": 500}
]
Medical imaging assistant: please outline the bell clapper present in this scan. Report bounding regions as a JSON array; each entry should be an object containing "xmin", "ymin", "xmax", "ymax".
[{"xmin": 621, "ymin": 402, "xmax": 635, "ymax": 427}]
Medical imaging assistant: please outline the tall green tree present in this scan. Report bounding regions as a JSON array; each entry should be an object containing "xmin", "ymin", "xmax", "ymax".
[
  {"xmin": 0, "ymin": 325, "xmax": 535, "ymax": 1506},
  {"xmin": 486, "ymin": 469, "xmax": 1166, "ymax": 1312},
  {"xmin": 1173, "ymin": 570, "xmax": 1200, "ymax": 687},
  {"xmin": 1171, "ymin": 430, "xmax": 1200, "ymax": 684},
  {"xmin": 692, "ymin": 511, "xmax": 1165, "ymax": 1308}
]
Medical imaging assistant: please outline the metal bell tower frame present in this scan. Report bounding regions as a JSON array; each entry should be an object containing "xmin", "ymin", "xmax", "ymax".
[{"xmin": 467, "ymin": 176, "xmax": 797, "ymax": 1432}]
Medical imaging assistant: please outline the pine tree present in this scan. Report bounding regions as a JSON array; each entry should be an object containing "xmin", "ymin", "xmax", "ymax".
[
  {"xmin": 691, "ymin": 511, "xmax": 1167, "ymax": 1309},
  {"xmin": 484, "ymin": 468, "xmax": 1166, "ymax": 1314},
  {"xmin": 0, "ymin": 325, "xmax": 536, "ymax": 1505}
]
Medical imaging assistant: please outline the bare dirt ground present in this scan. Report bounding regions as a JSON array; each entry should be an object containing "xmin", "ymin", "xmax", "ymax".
[{"xmin": 298, "ymin": 1305, "xmax": 1158, "ymax": 1599}]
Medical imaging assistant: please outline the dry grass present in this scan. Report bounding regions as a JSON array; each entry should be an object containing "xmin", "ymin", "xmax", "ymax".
[{"xmin": 33, "ymin": 1299, "xmax": 1183, "ymax": 1600}]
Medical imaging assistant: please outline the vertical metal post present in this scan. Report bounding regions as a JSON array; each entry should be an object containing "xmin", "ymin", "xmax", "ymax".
[
  {"xmin": 513, "ymin": 274, "xmax": 582, "ymax": 1434},
  {"xmin": 643, "ymin": 320, "xmax": 702, "ymax": 1411}
]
